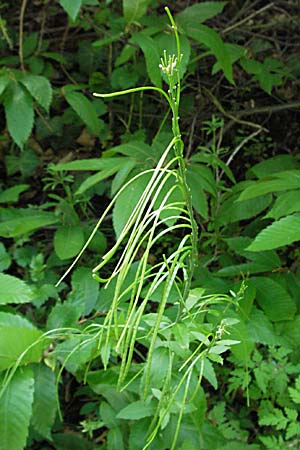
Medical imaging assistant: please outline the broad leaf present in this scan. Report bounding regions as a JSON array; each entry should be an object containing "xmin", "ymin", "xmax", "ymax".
[
  {"xmin": 0, "ymin": 312, "xmax": 43, "ymax": 370},
  {"xmin": 54, "ymin": 225, "xmax": 85, "ymax": 260},
  {"xmin": 123, "ymin": 0, "xmax": 150, "ymax": 23},
  {"xmin": 0, "ymin": 273, "xmax": 33, "ymax": 305},
  {"xmin": 0, "ymin": 367, "xmax": 34, "ymax": 450},
  {"xmin": 0, "ymin": 184, "xmax": 29, "ymax": 203},
  {"xmin": 0, "ymin": 73, "xmax": 10, "ymax": 96},
  {"xmin": 266, "ymin": 190, "xmax": 300, "ymax": 220},
  {"xmin": 130, "ymin": 33, "xmax": 162, "ymax": 88},
  {"xmin": 59, "ymin": 0, "xmax": 82, "ymax": 21},
  {"xmin": 71, "ymin": 266, "xmax": 99, "ymax": 314},
  {"xmin": 179, "ymin": 23, "xmax": 233, "ymax": 83},
  {"xmin": 107, "ymin": 427, "xmax": 125, "ymax": 450},
  {"xmin": 250, "ymin": 277, "xmax": 296, "ymax": 321},
  {"xmin": 177, "ymin": 2, "xmax": 226, "ymax": 27},
  {"xmin": 247, "ymin": 214, "xmax": 300, "ymax": 251},
  {"xmin": 238, "ymin": 170, "xmax": 300, "ymax": 201},
  {"xmin": 31, "ymin": 365, "xmax": 57, "ymax": 439},
  {"xmin": 216, "ymin": 193, "xmax": 272, "ymax": 226},
  {"xmin": 113, "ymin": 171, "xmax": 151, "ymax": 238},
  {"xmin": 117, "ymin": 400, "xmax": 156, "ymax": 420},
  {"xmin": 0, "ymin": 207, "xmax": 58, "ymax": 238},
  {"xmin": 64, "ymin": 89, "xmax": 101, "ymax": 135},
  {"xmin": 21, "ymin": 74, "xmax": 52, "ymax": 112},
  {"xmin": 3, "ymin": 81, "xmax": 34, "ymax": 149}
]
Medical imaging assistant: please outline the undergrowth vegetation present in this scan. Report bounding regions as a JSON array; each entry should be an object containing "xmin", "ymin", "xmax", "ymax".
[{"xmin": 0, "ymin": 1, "xmax": 300, "ymax": 449}]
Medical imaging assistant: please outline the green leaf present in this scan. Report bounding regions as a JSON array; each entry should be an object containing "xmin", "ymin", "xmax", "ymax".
[
  {"xmin": 179, "ymin": 24, "xmax": 233, "ymax": 83},
  {"xmin": 0, "ymin": 243, "xmax": 11, "ymax": 271},
  {"xmin": 54, "ymin": 225, "xmax": 85, "ymax": 260},
  {"xmin": 0, "ymin": 208, "xmax": 58, "ymax": 238},
  {"xmin": 64, "ymin": 89, "xmax": 101, "ymax": 135},
  {"xmin": 71, "ymin": 266, "xmax": 99, "ymax": 314},
  {"xmin": 113, "ymin": 171, "xmax": 151, "ymax": 238},
  {"xmin": 130, "ymin": 33, "xmax": 162, "ymax": 88},
  {"xmin": 0, "ymin": 312, "xmax": 44, "ymax": 370},
  {"xmin": 59, "ymin": 0, "xmax": 82, "ymax": 21},
  {"xmin": 249, "ymin": 154, "xmax": 299, "ymax": 178},
  {"xmin": 31, "ymin": 364, "xmax": 57, "ymax": 439},
  {"xmin": 53, "ymin": 156, "xmax": 128, "ymax": 171},
  {"xmin": 107, "ymin": 427, "xmax": 125, "ymax": 450},
  {"xmin": 21, "ymin": 74, "xmax": 52, "ymax": 112},
  {"xmin": 0, "ymin": 273, "xmax": 33, "ymax": 305},
  {"xmin": 0, "ymin": 184, "xmax": 29, "ymax": 204},
  {"xmin": 75, "ymin": 159, "xmax": 129, "ymax": 195},
  {"xmin": 117, "ymin": 400, "xmax": 156, "ymax": 420},
  {"xmin": 0, "ymin": 73, "xmax": 10, "ymax": 96},
  {"xmin": 250, "ymin": 277, "xmax": 296, "ymax": 321},
  {"xmin": 123, "ymin": 0, "xmax": 150, "ymax": 23},
  {"xmin": 0, "ymin": 367, "xmax": 34, "ymax": 450},
  {"xmin": 266, "ymin": 190, "xmax": 300, "ymax": 219},
  {"xmin": 247, "ymin": 214, "xmax": 300, "ymax": 251},
  {"xmin": 111, "ymin": 65, "xmax": 139, "ymax": 90},
  {"xmin": 238, "ymin": 171, "xmax": 300, "ymax": 201},
  {"xmin": 46, "ymin": 302, "xmax": 82, "ymax": 330},
  {"xmin": 176, "ymin": 2, "xmax": 226, "ymax": 27},
  {"xmin": 3, "ymin": 81, "xmax": 34, "ymax": 149}
]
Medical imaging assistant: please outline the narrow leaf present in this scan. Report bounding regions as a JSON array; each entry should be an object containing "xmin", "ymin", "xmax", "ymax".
[
  {"xmin": 0, "ymin": 367, "xmax": 34, "ymax": 450},
  {"xmin": 3, "ymin": 81, "xmax": 34, "ymax": 149}
]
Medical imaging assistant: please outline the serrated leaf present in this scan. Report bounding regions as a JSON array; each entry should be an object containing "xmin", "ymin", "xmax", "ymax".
[
  {"xmin": 31, "ymin": 365, "xmax": 57, "ymax": 439},
  {"xmin": 130, "ymin": 33, "xmax": 162, "ymax": 88},
  {"xmin": 123, "ymin": 0, "xmax": 150, "ymax": 23},
  {"xmin": 0, "ymin": 312, "xmax": 43, "ymax": 370},
  {"xmin": 54, "ymin": 225, "xmax": 85, "ymax": 260},
  {"xmin": 250, "ymin": 277, "xmax": 296, "ymax": 321},
  {"xmin": 21, "ymin": 74, "xmax": 52, "ymax": 112},
  {"xmin": 0, "ymin": 367, "xmax": 34, "ymax": 450},
  {"xmin": 117, "ymin": 400, "xmax": 155, "ymax": 420},
  {"xmin": 266, "ymin": 190, "xmax": 300, "ymax": 220},
  {"xmin": 0, "ymin": 273, "xmax": 33, "ymax": 305},
  {"xmin": 64, "ymin": 89, "xmax": 101, "ymax": 135},
  {"xmin": 247, "ymin": 214, "xmax": 300, "ymax": 251},
  {"xmin": 59, "ymin": 0, "xmax": 82, "ymax": 21},
  {"xmin": 0, "ymin": 208, "xmax": 58, "ymax": 238},
  {"xmin": 238, "ymin": 171, "xmax": 300, "ymax": 201},
  {"xmin": 111, "ymin": 159, "xmax": 136, "ymax": 194},
  {"xmin": 3, "ymin": 81, "xmax": 34, "ymax": 149},
  {"xmin": 0, "ymin": 184, "xmax": 29, "ymax": 203}
]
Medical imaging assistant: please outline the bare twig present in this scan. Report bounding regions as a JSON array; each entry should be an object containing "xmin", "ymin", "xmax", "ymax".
[
  {"xmin": 222, "ymin": 2, "xmax": 274, "ymax": 35},
  {"xmin": 19, "ymin": 0, "xmax": 28, "ymax": 72}
]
